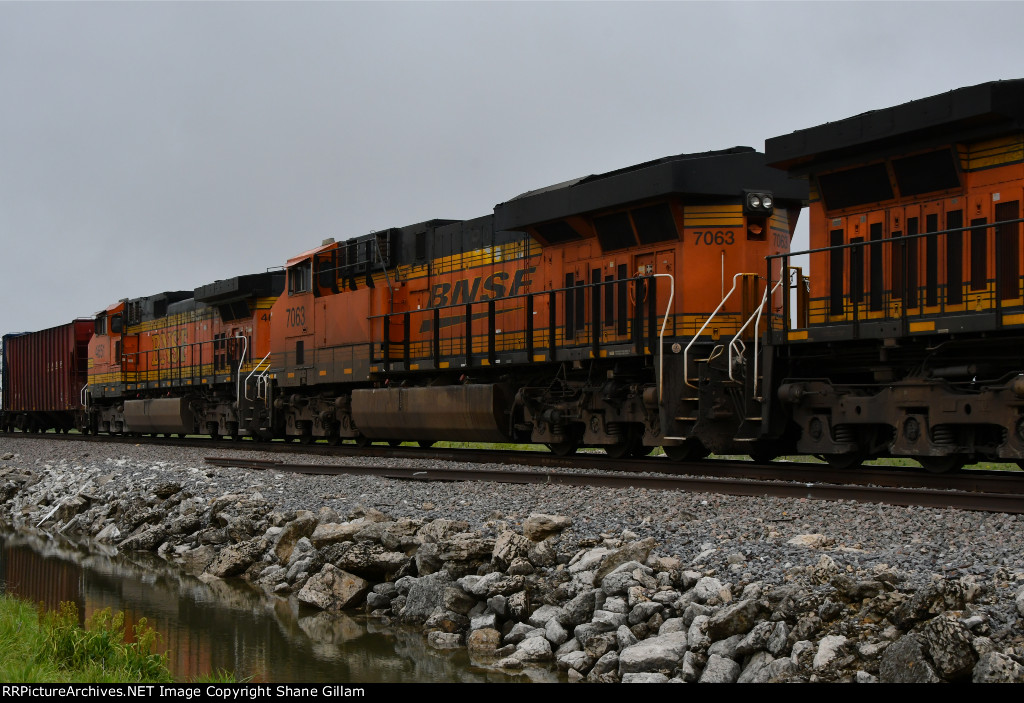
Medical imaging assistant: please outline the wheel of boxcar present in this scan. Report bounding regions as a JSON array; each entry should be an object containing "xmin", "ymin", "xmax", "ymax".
[
  {"xmin": 662, "ymin": 439, "xmax": 710, "ymax": 462},
  {"xmin": 418, "ymin": 441, "xmax": 436, "ymax": 448},
  {"xmin": 354, "ymin": 435, "xmax": 372, "ymax": 447},
  {"xmin": 823, "ymin": 452, "xmax": 865, "ymax": 470},
  {"xmin": 918, "ymin": 455, "xmax": 966, "ymax": 474},
  {"xmin": 546, "ymin": 440, "xmax": 578, "ymax": 457},
  {"xmin": 387, "ymin": 440, "xmax": 403, "ymax": 447}
]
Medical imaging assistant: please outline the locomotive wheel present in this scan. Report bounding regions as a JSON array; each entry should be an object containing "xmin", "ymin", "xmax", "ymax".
[
  {"xmin": 630, "ymin": 443, "xmax": 655, "ymax": 457},
  {"xmin": 662, "ymin": 439, "xmax": 709, "ymax": 462},
  {"xmin": 603, "ymin": 441, "xmax": 633, "ymax": 460},
  {"xmin": 546, "ymin": 440, "xmax": 578, "ymax": 457},
  {"xmin": 918, "ymin": 456, "xmax": 966, "ymax": 474},
  {"xmin": 824, "ymin": 453, "xmax": 865, "ymax": 470},
  {"xmin": 605, "ymin": 434, "xmax": 644, "ymax": 460}
]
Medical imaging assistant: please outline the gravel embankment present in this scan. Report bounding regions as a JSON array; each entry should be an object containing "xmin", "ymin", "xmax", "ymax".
[
  {"xmin": 2, "ymin": 435, "xmax": 1024, "ymax": 682},
  {"xmin": 2, "ymin": 436, "xmax": 1018, "ymax": 587}
]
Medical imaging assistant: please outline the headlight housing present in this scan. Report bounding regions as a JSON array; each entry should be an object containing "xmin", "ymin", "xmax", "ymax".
[{"xmin": 743, "ymin": 190, "xmax": 774, "ymax": 216}]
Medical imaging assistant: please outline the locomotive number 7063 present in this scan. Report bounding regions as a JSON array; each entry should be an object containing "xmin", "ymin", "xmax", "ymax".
[
  {"xmin": 693, "ymin": 231, "xmax": 735, "ymax": 245},
  {"xmin": 286, "ymin": 306, "xmax": 306, "ymax": 327}
]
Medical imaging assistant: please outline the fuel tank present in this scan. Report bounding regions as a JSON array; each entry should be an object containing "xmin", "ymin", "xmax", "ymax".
[
  {"xmin": 351, "ymin": 384, "xmax": 510, "ymax": 442},
  {"xmin": 124, "ymin": 398, "xmax": 195, "ymax": 434}
]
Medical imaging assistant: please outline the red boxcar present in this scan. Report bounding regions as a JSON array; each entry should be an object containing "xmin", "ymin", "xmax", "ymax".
[{"xmin": 1, "ymin": 320, "xmax": 93, "ymax": 432}]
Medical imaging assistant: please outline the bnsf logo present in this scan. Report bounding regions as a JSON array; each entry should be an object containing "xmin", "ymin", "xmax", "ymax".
[{"xmin": 428, "ymin": 267, "xmax": 536, "ymax": 308}]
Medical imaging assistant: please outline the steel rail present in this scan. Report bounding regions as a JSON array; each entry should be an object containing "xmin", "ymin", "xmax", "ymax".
[
  {"xmin": 7, "ymin": 431, "xmax": 1024, "ymax": 495},
  {"xmin": 203, "ymin": 457, "xmax": 1024, "ymax": 514}
]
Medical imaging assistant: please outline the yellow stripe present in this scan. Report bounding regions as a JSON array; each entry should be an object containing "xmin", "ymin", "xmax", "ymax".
[
  {"xmin": 967, "ymin": 136, "xmax": 1024, "ymax": 170},
  {"xmin": 909, "ymin": 321, "xmax": 935, "ymax": 333},
  {"xmin": 684, "ymin": 204, "xmax": 743, "ymax": 227},
  {"xmin": 788, "ymin": 330, "xmax": 808, "ymax": 341},
  {"xmin": 1002, "ymin": 313, "xmax": 1024, "ymax": 326}
]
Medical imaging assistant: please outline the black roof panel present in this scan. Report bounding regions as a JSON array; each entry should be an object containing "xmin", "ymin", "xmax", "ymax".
[
  {"xmin": 766, "ymin": 79, "xmax": 1024, "ymax": 172},
  {"xmin": 494, "ymin": 147, "xmax": 807, "ymax": 231},
  {"xmin": 194, "ymin": 272, "xmax": 285, "ymax": 304}
]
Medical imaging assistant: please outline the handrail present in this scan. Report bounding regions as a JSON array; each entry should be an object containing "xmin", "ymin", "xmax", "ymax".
[
  {"xmin": 684, "ymin": 273, "xmax": 744, "ymax": 389},
  {"xmin": 233, "ymin": 334, "xmax": 249, "ymax": 406},
  {"xmin": 245, "ymin": 351, "xmax": 272, "ymax": 402},
  {"xmin": 728, "ymin": 274, "xmax": 786, "ymax": 384},
  {"xmin": 80, "ymin": 383, "xmax": 90, "ymax": 409},
  {"xmin": 752, "ymin": 274, "xmax": 787, "ymax": 399},
  {"xmin": 651, "ymin": 272, "xmax": 675, "ymax": 403},
  {"xmin": 727, "ymin": 284, "xmax": 764, "ymax": 381}
]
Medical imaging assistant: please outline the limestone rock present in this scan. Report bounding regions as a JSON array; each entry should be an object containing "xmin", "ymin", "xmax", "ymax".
[
  {"xmin": 973, "ymin": 652, "xmax": 1024, "ymax": 683},
  {"xmin": 523, "ymin": 514, "xmax": 572, "ymax": 541},
  {"xmin": 467, "ymin": 628, "xmax": 502, "ymax": 655},
  {"xmin": 919, "ymin": 614, "xmax": 976, "ymax": 681},
  {"xmin": 618, "ymin": 631, "xmax": 688, "ymax": 675},
  {"xmin": 492, "ymin": 530, "xmax": 532, "ymax": 570},
  {"xmin": 297, "ymin": 564, "xmax": 370, "ymax": 610},
  {"xmin": 698, "ymin": 653, "xmax": 741, "ymax": 683},
  {"xmin": 706, "ymin": 598, "xmax": 765, "ymax": 641},
  {"xmin": 274, "ymin": 511, "xmax": 317, "ymax": 563},
  {"xmin": 879, "ymin": 635, "xmax": 942, "ymax": 683}
]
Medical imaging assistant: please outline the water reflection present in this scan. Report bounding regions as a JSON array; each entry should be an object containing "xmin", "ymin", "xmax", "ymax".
[{"xmin": 0, "ymin": 529, "xmax": 554, "ymax": 683}]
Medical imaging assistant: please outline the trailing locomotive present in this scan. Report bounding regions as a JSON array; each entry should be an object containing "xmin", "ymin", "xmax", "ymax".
[{"xmin": 84, "ymin": 272, "xmax": 283, "ymax": 439}]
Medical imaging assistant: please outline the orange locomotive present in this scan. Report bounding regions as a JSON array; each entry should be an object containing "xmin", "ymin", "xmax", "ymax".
[
  {"xmin": 85, "ymin": 273, "xmax": 282, "ymax": 437},
  {"xmin": 765, "ymin": 79, "xmax": 1024, "ymax": 470},
  {"xmin": 5, "ymin": 147, "xmax": 807, "ymax": 459},
  {"xmin": 263, "ymin": 147, "xmax": 805, "ymax": 457}
]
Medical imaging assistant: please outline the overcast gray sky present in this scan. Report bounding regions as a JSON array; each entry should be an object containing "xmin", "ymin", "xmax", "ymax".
[{"xmin": 3, "ymin": 1, "xmax": 1023, "ymax": 334}]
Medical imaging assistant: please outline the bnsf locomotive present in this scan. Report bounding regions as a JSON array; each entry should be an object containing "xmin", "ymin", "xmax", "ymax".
[
  {"xmin": 4, "ymin": 79, "xmax": 1024, "ymax": 472},
  {"xmin": 763, "ymin": 78, "xmax": 1024, "ymax": 472}
]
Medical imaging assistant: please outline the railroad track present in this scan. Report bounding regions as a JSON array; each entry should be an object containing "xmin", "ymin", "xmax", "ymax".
[
  {"xmin": 6, "ymin": 430, "xmax": 1024, "ymax": 513},
  {"xmin": 203, "ymin": 455, "xmax": 1024, "ymax": 515}
]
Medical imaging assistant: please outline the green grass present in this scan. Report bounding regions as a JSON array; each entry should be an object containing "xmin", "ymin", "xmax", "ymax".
[{"xmin": 0, "ymin": 594, "xmax": 236, "ymax": 683}]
